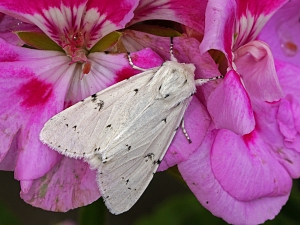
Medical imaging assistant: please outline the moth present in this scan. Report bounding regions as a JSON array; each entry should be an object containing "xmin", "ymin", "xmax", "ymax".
[{"xmin": 40, "ymin": 40, "xmax": 222, "ymax": 214}]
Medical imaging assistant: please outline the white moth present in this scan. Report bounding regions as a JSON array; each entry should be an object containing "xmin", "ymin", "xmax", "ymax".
[{"xmin": 40, "ymin": 41, "xmax": 222, "ymax": 214}]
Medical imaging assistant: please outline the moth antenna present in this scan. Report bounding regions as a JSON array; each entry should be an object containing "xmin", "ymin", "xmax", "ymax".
[
  {"xmin": 127, "ymin": 52, "xmax": 148, "ymax": 72},
  {"xmin": 181, "ymin": 118, "xmax": 192, "ymax": 144},
  {"xmin": 195, "ymin": 75, "xmax": 224, "ymax": 86},
  {"xmin": 170, "ymin": 37, "xmax": 178, "ymax": 62}
]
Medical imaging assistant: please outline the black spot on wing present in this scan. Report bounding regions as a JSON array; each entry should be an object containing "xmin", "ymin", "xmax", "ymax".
[
  {"xmin": 72, "ymin": 125, "xmax": 77, "ymax": 131},
  {"xmin": 91, "ymin": 93, "xmax": 97, "ymax": 102},
  {"xmin": 126, "ymin": 144, "xmax": 131, "ymax": 151},
  {"xmin": 134, "ymin": 89, "xmax": 138, "ymax": 94},
  {"xmin": 144, "ymin": 153, "xmax": 155, "ymax": 162},
  {"xmin": 94, "ymin": 100, "xmax": 104, "ymax": 111}
]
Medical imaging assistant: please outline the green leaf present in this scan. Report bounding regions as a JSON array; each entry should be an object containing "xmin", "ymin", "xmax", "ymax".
[
  {"xmin": 90, "ymin": 31, "xmax": 121, "ymax": 53},
  {"xmin": 78, "ymin": 198, "xmax": 107, "ymax": 225},
  {"xmin": 134, "ymin": 193, "xmax": 226, "ymax": 225},
  {"xmin": 16, "ymin": 31, "xmax": 63, "ymax": 52}
]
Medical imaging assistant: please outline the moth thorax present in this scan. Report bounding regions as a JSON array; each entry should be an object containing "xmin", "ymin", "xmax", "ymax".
[{"xmin": 157, "ymin": 61, "xmax": 196, "ymax": 102}]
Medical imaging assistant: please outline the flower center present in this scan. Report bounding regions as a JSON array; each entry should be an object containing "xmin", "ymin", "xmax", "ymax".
[{"xmin": 62, "ymin": 32, "xmax": 91, "ymax": 75}]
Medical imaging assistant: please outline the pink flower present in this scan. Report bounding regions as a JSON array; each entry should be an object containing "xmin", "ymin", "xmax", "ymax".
[
  {"xmin": 200, "ymin": 0, "xmax": 287, "ymax": 135},
  {"xmin": 0, "ymin": 0, "xmax": 208, "ymax": 212},
  {"xmin": 176, "ymin": 0, "xmax": 300, "ymax": 224}
]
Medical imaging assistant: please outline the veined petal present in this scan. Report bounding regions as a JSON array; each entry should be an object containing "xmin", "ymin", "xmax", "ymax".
[
  {"xmin": 207, "ymin": 70, "xmax": 255, "ymax": 135},
  {"xmin": 130, "ymin": 0, "xmax": 207, "ymax": 33},
  {"xmin": 178, "ymin": 129, "xmax": 290, "ymax": 225},
  {"xmin": 158, "ymin": 97, "xmax": 211, "ymax": 171},
  {"xmin": 234, "ymin": 0, "xmax": 288, "ymax": 49},
  {"xmin": 0, "ymin": 0, "xmax": 139, "ymax": 48},
  {"xmin": 234, "ymin": 40, "xmax": 283, "ymax": 101},
  {"xmin": 21, "ymin": 157, "xmax": 100, "ymax": 211}
]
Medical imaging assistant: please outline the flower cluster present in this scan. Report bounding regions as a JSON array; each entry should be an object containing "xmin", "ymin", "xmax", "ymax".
[{"xmin": 0, "ymin": 0, "xmax": 299, "ymax": 224}]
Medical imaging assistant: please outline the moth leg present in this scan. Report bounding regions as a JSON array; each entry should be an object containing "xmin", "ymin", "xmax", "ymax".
[
  {"xmin": 127, "ymin": 52, "xmax": 148, "ymax": 72},
  {"xmin": 181, "ymin": 118, "xmax": 192, "ymax": 144},
  {"xmin": 195, "ymin": 75, "xmax": 224, "ymax": 86},
  {"xmin": 169, "ymin": 37, "xmax": 178, "ymax": 62}
]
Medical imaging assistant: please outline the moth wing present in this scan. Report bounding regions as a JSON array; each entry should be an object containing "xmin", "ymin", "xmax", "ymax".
[
  {"xmin": 92, "ymin": 98, "xmax": 192, "ymax": 214},
  {"xmin": 40, "ymin": 69, "xmax": 158, "ymax": 159}
]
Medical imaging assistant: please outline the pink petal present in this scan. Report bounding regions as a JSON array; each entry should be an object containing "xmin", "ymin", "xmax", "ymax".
[
  {"xmin": 130, "ymin": 0, "xmax": 207, "ymax": 33},
  {"xmin": 275, "ymin": 59, "xmax": 300, "ymax": 99},
  {"xmin": 252, "ymin": 99, "xmax": 300, "ymax": 179},
  {"xmin": 0, "ymin": 0, "xmax": 139, "ymax": 48},
  {"xmin": 158, "ymin": 97, "xmax": 211, "ymax": 171},
  {"xmin": 277, "ymin": 95, "xmax": 298, "ymax": 141},
  {"xmin": 258, "ymin": 1, "xmax": 300, "ymax": 67},
  {"xmin": 234, "ymin": 40, "xmax": 283, "ymax": 101},
  {"xmin": 212, "ymin": 129, "xmax": 291, "ymax": 200},
  {"xmin": 199, "ymin": 0, "xmax": 236, "ymax": 64},
  {"xmin": 178, "ymin": 129, "xmax": 290, "ymax": 224},
  {"xmin": 21, "ymin": 157, "xmax": 100, "ymax": 212},
  {"xmin": 207, "ymin": 70, "xmax": 255, "ymax": 135}
]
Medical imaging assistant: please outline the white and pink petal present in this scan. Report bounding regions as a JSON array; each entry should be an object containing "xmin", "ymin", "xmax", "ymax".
[
  {"xmin": 0, "ymin": 0, "xmax": 139, "ymax": 48},
  {"xmin": 21, "ymin": 157, "xmax": 100, "ymax": 211}
]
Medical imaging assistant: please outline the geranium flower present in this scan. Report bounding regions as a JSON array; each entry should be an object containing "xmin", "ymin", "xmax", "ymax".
[
  {"xmin": 176, "ymin": 0, "xmax": 300, "ymax": 224},
  {"xmin": 200, "ymin": 0, "xmax": 287, "ymax": 135},
  {"xmin": 0, "ymin": 0, "xmax": 209, "ymax": 212}
]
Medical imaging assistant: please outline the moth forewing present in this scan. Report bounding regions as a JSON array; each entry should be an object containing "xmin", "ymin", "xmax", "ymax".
[{"xmin": 40, "ymin": 68, "xmax": 158, "ymax": 159}]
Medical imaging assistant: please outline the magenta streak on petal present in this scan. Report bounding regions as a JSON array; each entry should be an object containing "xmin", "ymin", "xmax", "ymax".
[
  {"xmin": 17, "ymin": 77, "xmax": 53, "ymax": 108},
  {"xmin": 0, "ymin": 0, "xmax": 88, "ymax": 15},
  {"xmin": 115, "ymin": 66, "xmax": 136, "ymax": 82},
  {"xmin": 234, "ymin": 0, "xmax": 288, "ymax": 49},
  {"xmin": 87, "ymin": 0, "xmax": 138, "ymax": 24},
  {"xmin": 237, "ymin": 0, "xmax": 288, "ymax": 17}
]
